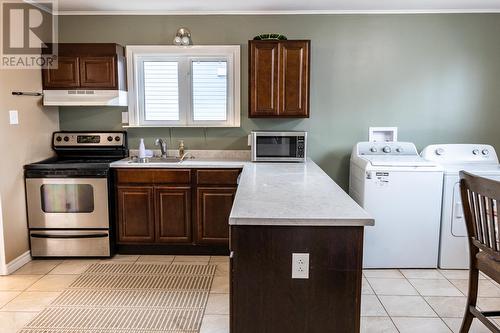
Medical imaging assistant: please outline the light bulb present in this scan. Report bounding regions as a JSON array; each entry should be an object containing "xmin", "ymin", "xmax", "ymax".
[
  {"xmin": 173, "ymin": 36, "xmax": 182, "ymax": 45},
  {"xmin": 181, "ymin": 36, "xmax": 190, "ymax": 45}
]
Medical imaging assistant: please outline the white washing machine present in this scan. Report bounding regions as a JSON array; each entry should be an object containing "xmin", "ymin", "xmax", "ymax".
[
  {"xmin": 421, "ymin": 144, "xmax": 500, "ymax": 269},
  {"xmin": 350, "ymin": 142, "xmax": 444, "ymax": 268}
]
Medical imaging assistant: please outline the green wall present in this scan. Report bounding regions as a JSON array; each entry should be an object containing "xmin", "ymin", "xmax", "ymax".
[{"xmin": 58, "ymin": 14, "xmax": 500, "ymax": 189}]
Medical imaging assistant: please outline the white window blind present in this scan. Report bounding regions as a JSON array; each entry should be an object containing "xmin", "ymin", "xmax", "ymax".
[
  {"xmin": 192, "ymin": 61, "xmax": 227, "ymax": 121},
  {"xmin": 143, "ymin": 61, "xmax": 179, "ymax": 121}
]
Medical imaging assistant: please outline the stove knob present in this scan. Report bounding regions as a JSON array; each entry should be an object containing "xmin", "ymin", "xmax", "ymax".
[
  {"xmin": 436, "ymin": 148, "xmax": 445, "ymax": 156},
  {"xmin": 115, "ymin": 136, "xmax": 121, "ymax": 142},
  {"xmin": 383, "ymin": 146, "xmax": 392, "ymax": 153},
  {"xmin": 482, "ymin": 149, "xmax": 490, "ymax": 156},
  {"xmin": 370, "ymin": 147, "xmax": 378, "ymax": 153},
  {"xmin": 55, "ymin": 136, "xmax": 62, "ymax": 142},
  {"xmin": 395, "ymin": 147, "xmax": 403, "ymax": 153},
  {"xmin": 473, "ymin": 149, "xmax": 480, "ymax": 155},
  {"xmin": 107, "ymin": 136, "xmax": 113, "ymax": 142},
  {"xmin": 63, "ymin": 136, "xmax": 69, "ymax": 142}
]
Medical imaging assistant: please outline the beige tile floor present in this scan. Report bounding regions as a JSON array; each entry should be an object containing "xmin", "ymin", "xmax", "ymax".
[
  {"xmin": 0, "ymin": 255, "xmax": 229, "ymax": 333},
  {"xmin": 1, "ymin": 257, "xmax": 499, "ymax": 333},
  {"xmin": 362, "ymin": 269, "xmax": 500, "ymax": 333}
]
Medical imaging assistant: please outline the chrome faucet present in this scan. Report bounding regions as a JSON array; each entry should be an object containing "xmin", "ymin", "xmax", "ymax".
[{"xmin": 154, "ymin": 138, "xmax": 168, "ymax": 158}]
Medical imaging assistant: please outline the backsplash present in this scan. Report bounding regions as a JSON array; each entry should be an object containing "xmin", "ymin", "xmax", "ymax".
[{"xmin": 128, "ymin": 149, "xmax": 251, "ymax": 160}]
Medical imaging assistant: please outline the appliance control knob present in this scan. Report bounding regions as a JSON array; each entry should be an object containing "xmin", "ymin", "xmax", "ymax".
[
  {"xmin": 115, "ymin": 136, "xmax": 121, "ymax": 142},
  {"xmin": 473, "ymin": 149, "xmax": 480, "ymax": 155},
  {"xmin": 107, "ymin": 136, "xmax": 113, "ymax": 142},
  {"xmin": 395, "ymin": 147, "xmax": 403, "ymax": 153},
  {"xmin": 56, "ymin": 136, "xmax": 62, "ymax": 142},
  {"xmin": 63, "ymin": 136, "xmax": 69, "ymax": 142},
  {"xmin": 482, "ymin": 149, "xmax": 490, "ymax": 156},
  {"xmin": 383, "ymin": 146, "xmax": 392, "ymax": 153},
  {"xmin": 370, "ymin": 147, "xmax": 378, "ymax": 153},
  {"xmin": 436, "ymin": 148, "xmax": 445, "ymax": 156}
]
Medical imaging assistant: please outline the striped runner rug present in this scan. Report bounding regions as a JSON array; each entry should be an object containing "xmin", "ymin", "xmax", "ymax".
[{"xmin": 20, "ymin": 263, "xmax": 216, "ymax": 333}]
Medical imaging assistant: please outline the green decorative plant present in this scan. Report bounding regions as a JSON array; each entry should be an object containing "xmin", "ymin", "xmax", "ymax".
[{"xmin": 253, "ymin": 34, "xmax": 288, "ymax": 41}]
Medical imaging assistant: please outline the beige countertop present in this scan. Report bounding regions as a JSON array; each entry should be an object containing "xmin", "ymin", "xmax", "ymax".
[{"xmin": 110, "ymin": 158, "xmax": 374, "ymax": 227}]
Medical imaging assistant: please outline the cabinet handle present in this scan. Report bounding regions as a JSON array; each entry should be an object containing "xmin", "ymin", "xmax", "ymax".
[
  {"xmin": 230, "ymin": 251, "xmax": 235, "ymax": 259},
  {"xmin": 31, "ymin": 233, "xmax": 108, "ymax": 239}
]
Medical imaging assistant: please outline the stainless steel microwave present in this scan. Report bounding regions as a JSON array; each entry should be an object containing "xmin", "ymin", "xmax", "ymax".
[{"xmin": 250, "ymin": 131, "xmax": 307, "ymax": 162}]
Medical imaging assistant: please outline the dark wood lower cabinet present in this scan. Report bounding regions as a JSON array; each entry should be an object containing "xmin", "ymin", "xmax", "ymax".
[
  {"xmin": 115, "ymin": 168, "xmax": 240, "ymax": 253},
  {"xmin": 230, "ymin": 225, "xmax": 364, "ymax": 333},
  {"xmin": 155, "ymin": 186, "xmax": 191, "ymax": 243},
  {"xmin": 196, "ymin": 187, "xmax": 236, "ymax": 245},
  {"xmin": 117, "ymin": 186, "xmax": 155, "ymax": 243}
]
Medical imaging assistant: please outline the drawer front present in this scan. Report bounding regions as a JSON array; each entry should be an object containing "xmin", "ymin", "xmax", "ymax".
[
  {"xmin": 154, "ymin": 169, "xmax": 191, "ymax": 184},
  {"xmin": 30, "ymin": 230, "xmax": 110, "ymax": 257},
  {"xmin": 196, "ymin": 169, "xmax": 241, "ymax": 185},
  {"xmin": 116, "ymin": 169, "xmax": 191, "ymax": 184}
]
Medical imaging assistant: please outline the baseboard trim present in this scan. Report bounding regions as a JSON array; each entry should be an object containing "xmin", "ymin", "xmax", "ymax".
[{"xmin": 1, "ymin": 251, "xmax": 31, "ymax": 275}]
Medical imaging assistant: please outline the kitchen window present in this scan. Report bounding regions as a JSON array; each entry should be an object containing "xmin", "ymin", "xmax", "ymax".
[{"xmin": 126, "ymin": 45, "xmax": 240, "ymax": 127}]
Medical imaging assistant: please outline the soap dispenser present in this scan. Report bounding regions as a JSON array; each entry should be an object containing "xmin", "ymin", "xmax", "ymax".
[
  {"xmin": 178, "ymin": 140, "xmax": 185, "ymax": 157},
  {"xmin": 138, "ymin": 138, "xmax": 146, "ymax": 159}
]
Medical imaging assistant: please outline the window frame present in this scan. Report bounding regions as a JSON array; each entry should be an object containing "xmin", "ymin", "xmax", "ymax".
[{"xmin": 126, "ymin": 45, "xmax": 240, "ymax": 128}]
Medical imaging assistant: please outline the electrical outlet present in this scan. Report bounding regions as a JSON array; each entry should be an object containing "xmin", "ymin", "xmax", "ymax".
[
  {"xmin": 292, "ymin": 253, "xmax": 309, "ymax": 279},
  {"xmin": 9, "ymin": 110, "xmax": 19, "ymax": 125},
  {"xmin": 121, "ymin": 111, "xmax": 129, "ymax": 124}
]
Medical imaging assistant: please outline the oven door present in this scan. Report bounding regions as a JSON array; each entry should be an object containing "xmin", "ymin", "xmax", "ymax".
[
  {"xmin": 25, "ymin": 178, "xmax": 109, "ymax": 229},
  {"xmin": 252, "ymin": 132, "xmax": 306, "ymax": 162}
]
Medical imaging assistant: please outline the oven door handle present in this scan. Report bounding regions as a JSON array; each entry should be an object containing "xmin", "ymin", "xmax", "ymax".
[{"xmin": 30, "ymin": 233, "xmax": 108, "ymax": 239}]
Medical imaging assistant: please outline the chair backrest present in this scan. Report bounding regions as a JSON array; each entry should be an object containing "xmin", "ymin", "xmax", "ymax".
[{"xmin": 460, "ymin": 171, "xmax": 500, "ymax": 260}]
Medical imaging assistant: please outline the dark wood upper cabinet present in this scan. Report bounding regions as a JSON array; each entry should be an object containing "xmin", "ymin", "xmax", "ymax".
[
  {"xmin": 43, "ymin": 56, "xmax": 80, "ymax": 88},
  {"xmin": 42, "ymin": 43, "xmax": 126, "ymax": 90},
  {"xmin": 196, "ymin": 187, "xmax": 237, "ymax": 245},
  {"xmin": 249, "ymin": 42, "xmax": 279, "ymax": 117},
  {"xmin": 80, "ymin": 56, "xmax": 116, "ymax": 88},
  {"xmin": 117, "ymin": 186, "xmax": 155, "ymax": 243},
  {"xmin": 280, "ymin": 41, "xmax": 310, "ymax": 117},
  {"xmin": 155, "ymin": 186, "xmax": 192, "ymax": 243},
  {"xmin": 249, "ymin": 40, "xmax": 310, "ymax": 118}
]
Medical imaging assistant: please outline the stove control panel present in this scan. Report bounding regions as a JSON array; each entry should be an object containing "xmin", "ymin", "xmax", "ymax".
[{"xmin": 53, "ymin": 132, "xmax": 126, "ymax": 147}]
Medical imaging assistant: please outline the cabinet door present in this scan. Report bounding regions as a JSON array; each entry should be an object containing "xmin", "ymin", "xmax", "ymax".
[
  {"xmin": 279, "ymin": 41, "xmax": 310, "ymax": 117},
  {"xmin": 196, "ymin": 187, "xmax": 236, "ymax": 245},
  {"xmin": 42, "ymin": 56, "xmax": 80, "ymax": 89},
  {"xmin": 117, "ymin": 186, "xmax": 155, "ymax": 243},
  {"xmin": 80, "ymin": 56, "xmax": 116, "ymax": 89},
  {"xmin": 155, "ymin": 186, "xmax": 192, "ymax": 243},
  {"xmin": 249, "ymin": 41, "xmax": 280, "ymax": 117}
]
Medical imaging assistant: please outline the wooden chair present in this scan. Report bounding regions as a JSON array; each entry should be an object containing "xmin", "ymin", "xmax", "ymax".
[{"xmin": 459, "ymin": 171, "xmax": 500, "ymax": 333}]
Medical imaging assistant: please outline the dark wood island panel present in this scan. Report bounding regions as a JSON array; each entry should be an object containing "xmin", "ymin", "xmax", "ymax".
[{"xmin": 230, "ymin": 225, "xmax": 364, "ymax": 333}]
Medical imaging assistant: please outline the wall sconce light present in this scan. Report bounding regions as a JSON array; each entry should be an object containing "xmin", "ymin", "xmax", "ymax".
[{"xmin": 173, "ymin": 28, "xmax": 192, "ymax": 46}]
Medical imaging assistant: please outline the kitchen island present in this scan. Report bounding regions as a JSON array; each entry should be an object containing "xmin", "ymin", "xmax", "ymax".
[{"xmin": 110, "ymin": 158, "xmax": 373, "ymax": 333}]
